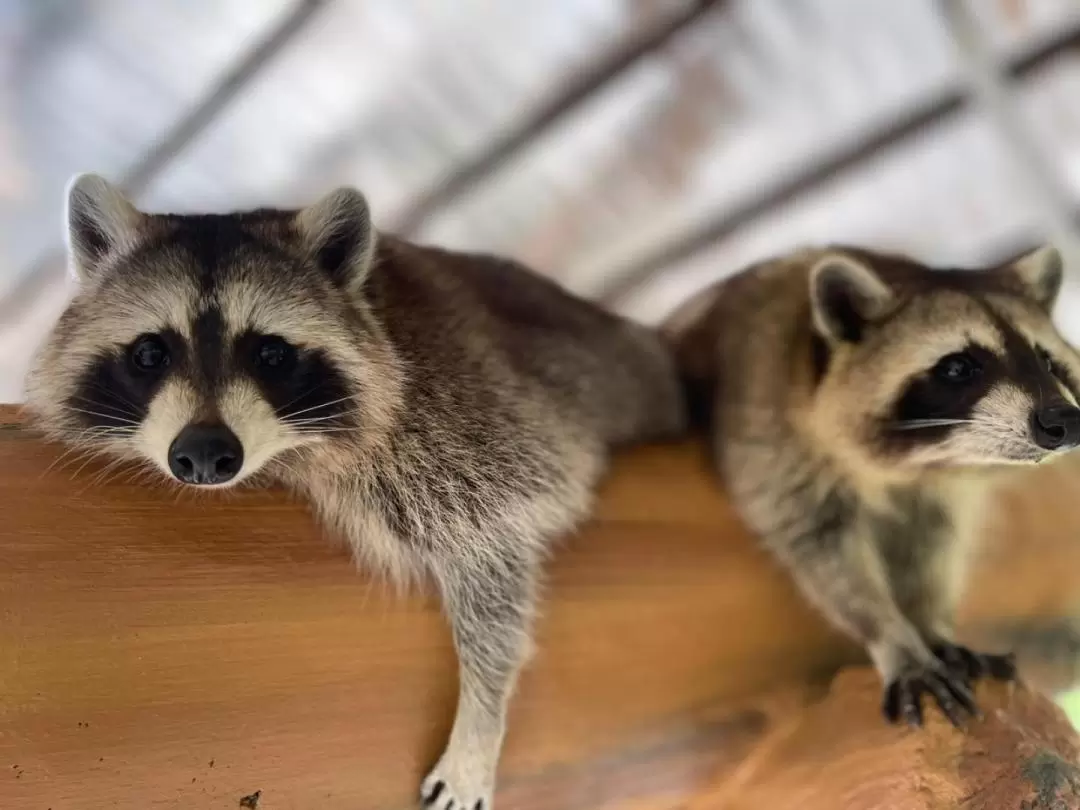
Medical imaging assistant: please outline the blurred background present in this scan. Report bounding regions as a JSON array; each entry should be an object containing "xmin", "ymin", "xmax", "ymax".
[{"xmin": 3, "ymin": 0, "xmax": 1080, "ymax": 404}]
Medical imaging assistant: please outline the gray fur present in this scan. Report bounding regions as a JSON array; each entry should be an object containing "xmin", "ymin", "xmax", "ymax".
[
  {"xmin": 25, "ymin": 178, "xmax": 687, "ymax": 809},
  {"xmin": 667, "ymin": 245, "xmax": 1080, "ymax": 725}
]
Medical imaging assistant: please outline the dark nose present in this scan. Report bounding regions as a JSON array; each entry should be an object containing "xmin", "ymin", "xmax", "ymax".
[
  {"xmin": 1032, "ymin": 404, "xmax": 1080, "ymax": 450},
  {"xmin": 168, "ymin": 423, "xmax": 244, "ymax": 485}
]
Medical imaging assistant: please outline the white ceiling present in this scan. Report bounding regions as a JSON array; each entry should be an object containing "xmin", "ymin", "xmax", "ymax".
[{"xmin": 3, "ymin": 0, "xmax": 1080, "ymax": 401}]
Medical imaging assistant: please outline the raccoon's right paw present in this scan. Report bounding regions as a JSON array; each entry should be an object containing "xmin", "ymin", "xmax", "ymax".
[
  {"xmin": 931, "ymin": 642, "xmax": 1018, "ymax": 685},
  {"xmin": 882, "ymin": 657, "xmax": 979, "ymax": 728},
  {"xmin": 420, "ymin": 761, "xmax": 492, "ymax": 810}
]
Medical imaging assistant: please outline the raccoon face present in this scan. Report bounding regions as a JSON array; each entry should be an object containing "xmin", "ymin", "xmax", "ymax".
[
  {"xmin": 25, "ymin": 175, "xmax": 401, "ymax": 488},
  {"xmin": 808, "ymin": 246, "xmax": 1080, "ymax": 468}
]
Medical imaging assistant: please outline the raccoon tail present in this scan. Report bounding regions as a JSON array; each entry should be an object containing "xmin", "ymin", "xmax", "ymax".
[{"xmin": 969, "ymin": 617, "xmax": 1080, "ymax": 697}]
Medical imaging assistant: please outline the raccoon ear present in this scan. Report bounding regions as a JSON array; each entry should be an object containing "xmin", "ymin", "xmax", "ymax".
[
  {"xmin": 295, "ymin": 187, "xmax": 376, "ymax": 293},
  {"xmin": 1009, "ymin": 245, "xmax": 1063, "ymax": 311},
  {"xmin": 809, "ymin": 254, "xmax": 894, "ymax": 343},
  {"xmin": 65, "ymin": 173, "xmax": 143, "ymax": 282}
]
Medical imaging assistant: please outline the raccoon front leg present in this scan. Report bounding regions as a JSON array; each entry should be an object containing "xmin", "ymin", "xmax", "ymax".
[
  {"xmin": 420, "ymin": 552, "xmax": 537, "ymax": 810},
  {"xmin": 774, "ymin": 523, "xmax": 978, "ymax": 727},
  {"xmin": 891, "ymin": 535, "xmax": 1017, "ymax": 686}
]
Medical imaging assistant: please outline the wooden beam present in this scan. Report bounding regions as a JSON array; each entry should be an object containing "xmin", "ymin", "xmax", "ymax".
[
  {"xmin": 692, "ymin": 669, "xmax": 1080, "ymax": 810},
  {"xmin": 393, "ymin": 0, "xmax": 725, "ymax": 235},
  {"xmin": 3, "ymin": 404, "xmax": 1080, "ymax": 807},
  {"xmin": 595, "ymin": 21, "xmax": 1080, "ymax": 307}
]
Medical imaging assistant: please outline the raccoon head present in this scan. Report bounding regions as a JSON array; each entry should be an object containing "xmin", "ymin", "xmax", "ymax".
[
  {"xmin": 24, "ymin": 174, "xmax": 402, "ymax": 488},
  {"xmin": 807, "ymin": 246, "xmax": 1080, "ymax": 469}
]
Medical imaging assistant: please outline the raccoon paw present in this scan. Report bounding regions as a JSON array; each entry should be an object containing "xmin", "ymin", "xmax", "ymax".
[
  {"xmin": 420, "ymin": 761, "xmax": 492, "ymax": 810},
  {"xmin": 931, "ymin": 642, "xmax": 1018, "ymax": 685},
  {"xmin": 883, "ymin": 658, "xmax": 979, "ymax": 728}
]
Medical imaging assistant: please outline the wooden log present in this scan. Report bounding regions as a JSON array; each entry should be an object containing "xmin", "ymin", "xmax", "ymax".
[
  {"xmin": 692, "ymin": 670, "xmax": 1080, "ymax": 810},
  {"xmin": 1, "ymin": 404, "xmax": 1078, "ymax": 809}
]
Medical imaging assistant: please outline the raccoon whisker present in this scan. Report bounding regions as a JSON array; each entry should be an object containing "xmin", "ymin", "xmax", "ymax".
[
  {"xmin": 279, "ymin": 394, "xmax": 358, "ymax": 421},
  {"xmin": 891, "ymin": 419, "xmax": 975, "ymax": 431},
  {"xmin": 99, "ymin": 467, "xmax": 134, "ymax": 488},
  {"xmin": 281, "ymin": 414, "xmax": 346, "ymax": 425},
  {"xmin": 49, "ymin": 425, "xmax": 129, "ymax": 457},
  {"xmin": 41, "ymin": 426, "xmax": 130, "ymax": 474},
  {"xmin": 69, "ymin": 394, "xmax": 141, "ymax": 420},
  {"xmin": 84, "ymin": 456, "xmax": 136, "ymax": 490},
  {"xmin": 116, "ymin": 465, "xmax": 147, "ymax": 487},
  {"xmin": 67, "ymin": 448, "xmax": 114, "ymax": 481},
  {"xmin": 289, "ymin": 428, "xmax": 361, "ymax": 435},
  {"xmin": 65, "ymin": 420, "xmax": 140, "ymax": 438},
  {"xmin": 67, "ymin": 438, "xmax": 133, "ymax": 481},
  {"xmin": 274, "ymin": 385, "xmax": 333, "ymax": 415},
  {"xmin": 124, "ymin": 463, "xmax": 166, "ymax": 489},
  {"xmin": 282, "ymin": 408, "xmax": 361, "ymax": 421},
  {"xmin": 65, "ymin": 406, "xmax": 142, "ymax": 426},
  {"xmin": 266, "ymin": 448, "xmax": 310, "ymax": 481},
  {"xmin": 78, "ymin": 425, "xmax": 138, "ymax": 438},
  {"xmin": 70, "ymin": 390, "xmax": 132, "ymax": 409},
  {"xmin": 79, "ymin": 383, "xmax": 143, "ymax": 412},
  {"xmin": 68, "ymin": 403, "xmax": 139, "ymax": 425},
  {"xmin": 44, "ymin": 440, "xmax": 124, "ymax": 478},
  {"xmin": 281, "ymin": 415, "xmax": 356, "ymax": 428},
  {"xmin": 283, "ymin": 407, "xmax": 367, "ymax": 424},
  {"xmin": 1034, "ymin": 373, "xmax": 1047, "ymax": 412},
  {"xmin": 56, "ymin": 430, "xmax": 138, "ymax": 462},
  {"xmin": 42, "ymin": 445, "xmax": 100, "ymax": 479}
]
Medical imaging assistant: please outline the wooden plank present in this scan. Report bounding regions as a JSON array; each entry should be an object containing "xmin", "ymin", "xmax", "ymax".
[{"xmin": 2, "ymin": 404, "xmax": 1079, "ymax": 808}]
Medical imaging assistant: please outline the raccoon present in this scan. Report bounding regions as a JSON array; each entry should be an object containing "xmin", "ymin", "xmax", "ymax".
[
  {"xmin": 25, "ymin": 175, "xmax": 686, "ymax": 809},
  {"xmin": 664, "ymin": 245, "xmax": 1080, "ymax": 727}
]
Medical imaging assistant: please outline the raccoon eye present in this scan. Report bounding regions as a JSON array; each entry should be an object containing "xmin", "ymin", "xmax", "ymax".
[
  {"xmin": 933, "ymin": 352, "xmax": 981, "ymax": 383},
  {"xmin": 254, "ymin": 336, "xmax": 296, "ymax": 371},
  {"xmin": 129, "ymin": 335, "xmax": 170, "ymax": 372}
]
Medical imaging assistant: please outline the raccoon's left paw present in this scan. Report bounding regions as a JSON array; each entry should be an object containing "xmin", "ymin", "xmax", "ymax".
[
  {"xmin": 883, "ymin": 657, "xmax": 979, "ymax": 728},
  {"xmin": 931, "ymin": 641, "xmax": 1017, "ymax": 685},
  {"xmin": 420, "ymin": 760, "xmax": 493, "ymax": 810}
]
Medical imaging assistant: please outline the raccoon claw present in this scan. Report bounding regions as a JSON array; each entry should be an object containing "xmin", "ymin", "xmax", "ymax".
[
  {"xmin": 421, "ymin": 780, "xmax": 445, "ymax": 806},
  {"xmin": 883, "ymin": 661, "xmax": 979, "ymax": 728},
  {"xmin": 421, "ymin": 765, "xmax": 490, "ymax": 810},
  {"xmin": 983, "ymin": 651, "xmax": 1019, "ymax": 681},
  {"xmin": 932, "ymin": 642, "xmax": 1018, "ymax": 685},
  {"xmin": 931, "ymin": 642, "xmax": 984, "ymax": 683}
]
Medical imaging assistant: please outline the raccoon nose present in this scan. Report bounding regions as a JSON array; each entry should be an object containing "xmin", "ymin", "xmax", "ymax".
[
  {"xmin": 168, "ymin": 423, "xmax": 244, "ymax": 485},
  {"xmin": 1032, "ymin": 405, "xmax": 1080, "ymax": 450}
]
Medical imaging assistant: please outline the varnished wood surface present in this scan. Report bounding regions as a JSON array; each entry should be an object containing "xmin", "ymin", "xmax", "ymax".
[{"xmin": 2, "ymin": 404, "xmax": 1080, "ymax": 809}]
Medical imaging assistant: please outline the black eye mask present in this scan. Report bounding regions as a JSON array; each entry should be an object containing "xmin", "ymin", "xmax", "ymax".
[
  {"xmin": 879, "ymin": 343, "xmax": 1000, "ymax": 451},
  {"xmin": 234, "ymin": 330, "xmax": 352, "ymax": 427},
  {"xmin": 69, "ymin": 329, "xmax": 186, "ymax": 430}
]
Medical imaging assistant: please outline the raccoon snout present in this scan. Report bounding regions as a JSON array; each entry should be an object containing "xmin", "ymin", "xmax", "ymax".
[
  {"xmin": 1032, "ymin": 405, "xmax": 1080, "ymax": 451},
  {"xmin": 168, "ymin": 423, "xmax": 244, "ymax": 485}
]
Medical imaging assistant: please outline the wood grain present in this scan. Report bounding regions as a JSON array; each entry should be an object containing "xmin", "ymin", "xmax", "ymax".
[
  {"xmin": 691, "ymin": 670, "xmax": 1080, "ymax": 810},
  {"xmin": 1, "ymin": 404, "xmax": 1079, "ymax": 809}
]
